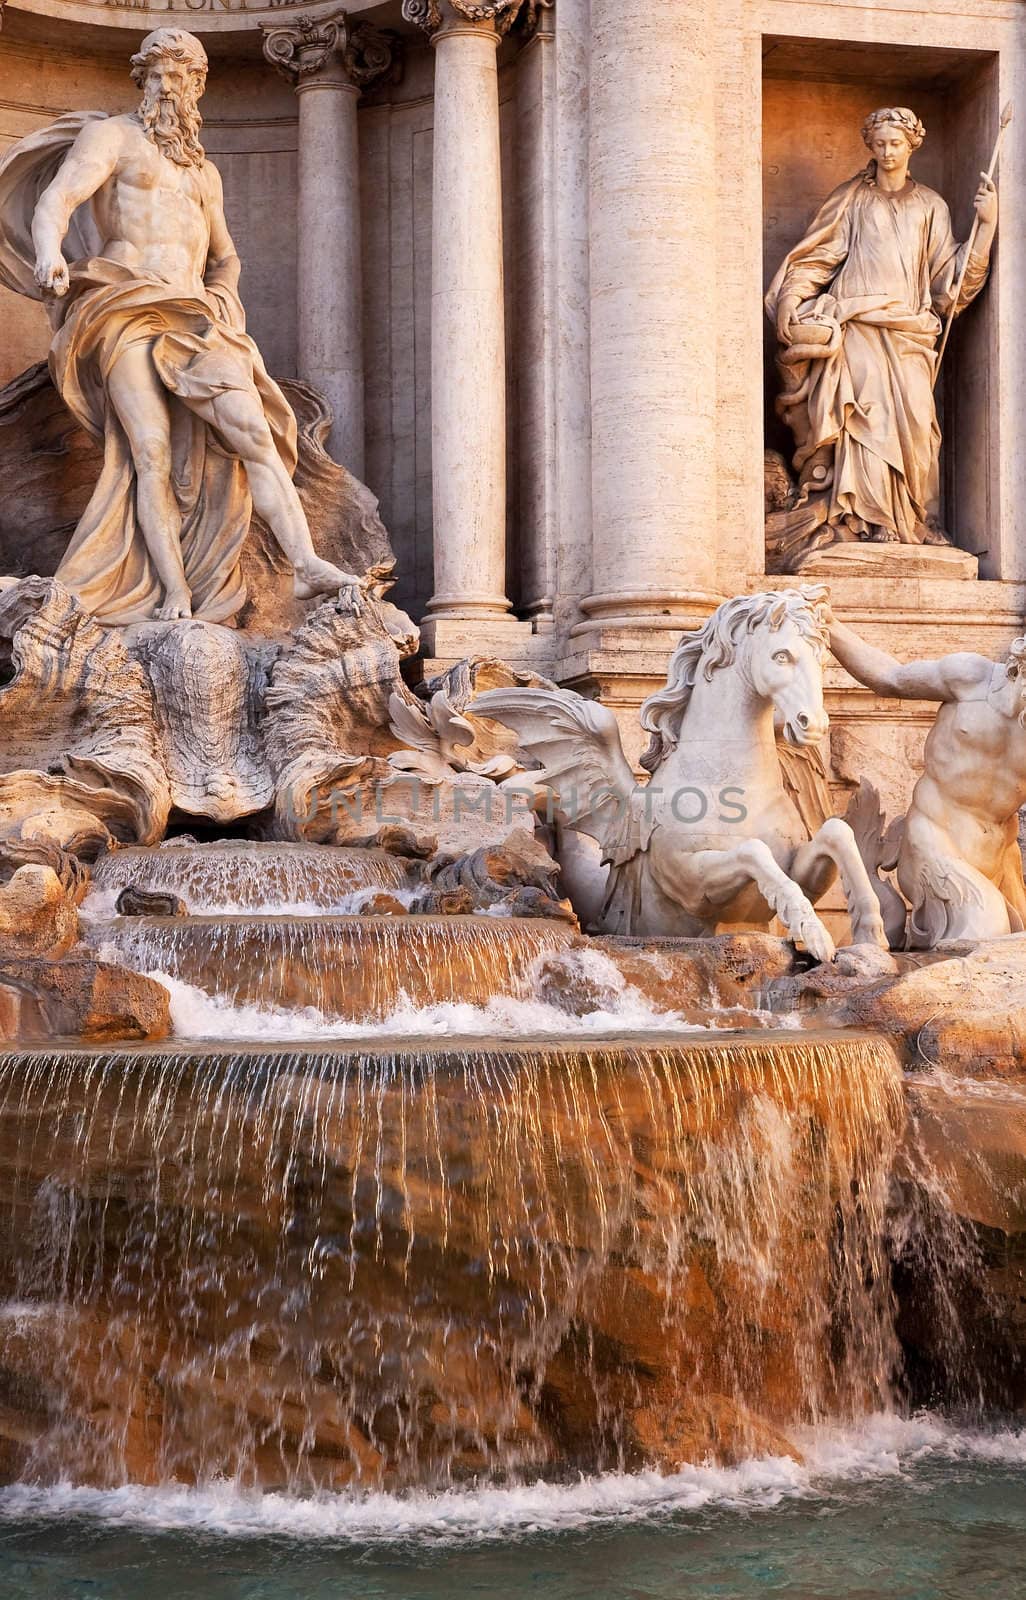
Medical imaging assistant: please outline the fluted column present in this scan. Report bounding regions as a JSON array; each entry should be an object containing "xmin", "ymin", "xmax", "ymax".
[
  {"xmin": 263, "ymin": 12, "xmax": 395, "ymax": 474},
  {"xmin": 576, "ymin": 0, "xmax": 720, "ymax": 636},
  {"xmin": 403, "ymin": 0, "xmax": 532, "ymax": 629}
]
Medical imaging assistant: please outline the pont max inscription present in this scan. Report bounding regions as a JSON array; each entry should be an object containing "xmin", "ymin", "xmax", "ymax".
[{"xmin": 95, "ymin": 0, "xmax": 301, "ymax": 11}]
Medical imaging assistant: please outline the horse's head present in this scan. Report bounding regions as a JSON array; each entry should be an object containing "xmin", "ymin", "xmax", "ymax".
[
  {"xmin": 639, "ymin": 586, "xmax": 830, "ymax": 771},
  {"xmin": 746, "ymin": 589, "xmax": 830, "ymax": 746}
]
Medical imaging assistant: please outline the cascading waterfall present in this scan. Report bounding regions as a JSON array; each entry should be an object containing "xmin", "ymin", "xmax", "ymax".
[
  {"xmin": 89, "ymin": 916, "xmax": 580, "ymax": 1020},
  {"xmin": 0, "ymin": 1034, "xmax": 907, "ymax": 1492},
  {"xmin": 89, "ymin": 842, "xmax": 413, "ymax": 914}
]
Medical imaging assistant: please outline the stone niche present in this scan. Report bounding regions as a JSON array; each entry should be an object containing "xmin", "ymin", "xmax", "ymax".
[{"xmin": 762, "ymin": 37, "xmax": 999, "ymax": 573}]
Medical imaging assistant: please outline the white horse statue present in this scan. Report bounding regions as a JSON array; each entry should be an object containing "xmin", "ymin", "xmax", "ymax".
[{"xmin": 474, "ymin": 587, "xmax": 887, "ymax": 962}]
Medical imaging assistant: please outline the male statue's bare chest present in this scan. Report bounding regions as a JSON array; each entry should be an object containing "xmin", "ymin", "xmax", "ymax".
[
  {"xmin": 946, "ymin": 700, "xmax": 1026, "ymax": 778},
  {"xmin": 105, "ymin": 133, "xmax": 207, "ymax": 245}
]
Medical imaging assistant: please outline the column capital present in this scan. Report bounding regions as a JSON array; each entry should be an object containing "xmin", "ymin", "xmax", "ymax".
[
  {"xmin": 262, "ymin": 10, "xmax": 398, "ymax": 91},
  {"xmin": 401, "ymin": 0, "xmax": 551, "ymax": 41}
]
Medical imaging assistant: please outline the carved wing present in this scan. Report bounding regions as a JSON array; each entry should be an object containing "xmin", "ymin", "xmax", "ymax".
[{"xmin": 471, "ymin": 687, "xmax": 640, "ymax": 860}]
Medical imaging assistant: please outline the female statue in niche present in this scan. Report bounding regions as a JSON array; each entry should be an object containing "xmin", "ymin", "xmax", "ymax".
[{"xmin": 764, "ymin": 106, "xmax": 998, "ymax": 568}]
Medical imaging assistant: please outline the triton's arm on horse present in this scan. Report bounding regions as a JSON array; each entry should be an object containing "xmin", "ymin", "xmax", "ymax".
[{"xmin": 827, "ymin": 614, "xmax": 990, "ymax": 703}]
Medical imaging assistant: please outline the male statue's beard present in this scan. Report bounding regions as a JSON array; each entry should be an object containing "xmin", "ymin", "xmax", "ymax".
[{"xmin": 139, "ymin": 86, "xmax": 205, "ymax": 169}]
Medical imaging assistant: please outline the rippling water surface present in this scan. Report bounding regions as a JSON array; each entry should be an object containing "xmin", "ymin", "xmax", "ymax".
[{"xmin": 1, "ymin": 1416, "xmax": 1025, "ymax": 1599}]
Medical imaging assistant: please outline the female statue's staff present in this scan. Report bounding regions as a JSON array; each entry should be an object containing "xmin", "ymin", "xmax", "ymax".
[{"xmin": 934, "ymin": 101, "xmax": 1013, "ymax": 383}]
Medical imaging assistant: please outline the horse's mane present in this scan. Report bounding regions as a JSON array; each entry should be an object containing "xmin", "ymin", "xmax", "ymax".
[{"xmin": 638, "ymin": 586, "xmax": 828, "ymax": 774}]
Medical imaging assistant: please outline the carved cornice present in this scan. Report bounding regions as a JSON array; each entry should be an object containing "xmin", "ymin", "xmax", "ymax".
[
  {"xmin": 262, "ymin": 10, "xmax": 398, "ymax": 90},
  {"xmin": 401, "ymin": 0, "xmax": 552, "ymax": 40}
]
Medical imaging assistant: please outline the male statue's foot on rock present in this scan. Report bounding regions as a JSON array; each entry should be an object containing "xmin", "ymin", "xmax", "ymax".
[
  {"xmin": 293, "ymin": 557, "xmax": 363, "ymax": 611},
  {"xmin": 156, "ymin": 588, "xmax": 192, "ymax": 621}
]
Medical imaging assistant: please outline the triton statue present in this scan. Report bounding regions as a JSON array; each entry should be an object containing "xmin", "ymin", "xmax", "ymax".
[{"xmin": 828, "ymin": 608, "xmax": 1026, "ymax": 946}]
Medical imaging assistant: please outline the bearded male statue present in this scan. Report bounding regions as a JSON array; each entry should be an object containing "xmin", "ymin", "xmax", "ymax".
[
  {"xmin": 765, "ymin": 107, "xmax": 997, "ymax": 561},
  {"xmin": 0, "ymin": 28, "xmax": 358, "ymax": 624}
]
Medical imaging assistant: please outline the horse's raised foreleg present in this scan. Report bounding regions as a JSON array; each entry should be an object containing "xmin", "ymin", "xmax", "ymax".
[
  {"xmin": 682, "ymin": 839, "xmax": 836, "ymax": 963},
  {"xmin": 791, "ymin": 816, "xmax": 888, "ymax": 949}
]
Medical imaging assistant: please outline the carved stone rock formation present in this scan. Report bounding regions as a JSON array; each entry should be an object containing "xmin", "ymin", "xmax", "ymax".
[
  {"xmin": 390, "ymin": 656, "xmax": 555, "ymax": 784},
  {"xmin": 264, "ymin": 582, "xmax": 421, "ymax": 842},
  {"xmin": 128, "ymin": 620, "xmax": 275, "ymax": 824},
  {"xmin": 412, "ymin": 827, "xmax": 577, "ymax": 924},
  {"xmin": 115, "ymin": 886, "xmax": 187, "ymax": 919},
  {"xmin": 0, "ymin": 957, "xmax": 171, "ymax": 1042},
  {"xmin": 897, "ymin": 1073, "xmax": 1026, "ymax": 1413},
  {"xmin": 0, "ymin": 865, "xmax": 77, "ymax": 959},
  {"xmin": 0, "ymin": 577, "xmax": 170, "ymax": 855},
  {"xmin": 825, "ymin": 937, "xmax": 1026, "ymax": 1075}
]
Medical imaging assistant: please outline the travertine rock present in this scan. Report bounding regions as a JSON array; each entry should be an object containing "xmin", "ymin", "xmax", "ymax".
[
  {"xmin": 264, "ymin": 581, "xmax": 420, "ymax": 842},
  {"xmin": 0, "ymin": 957, "xmax": 171, "ymax": 1041},
  {"xmin": 0, "ymin": 834, "xmax": 87, "ymax": 960},
  {"xmin": 0, "ymin": 1033, "xmax": 903, "ymax": 1485},
  {"xmin": 0, "ymin": 866, "xmax": 77, "ymax": 959},
  {"xmin": 537, "ymin": 931, "xmax": 797, "ymax": 1019},
  {"xmin": 896, "ymin": 1074, "xmax": 1026, "ymax": 1410},
  {"xmin": 390, "ymin": 657, "xmax": 554, "ymax": 784},
  {"xmin": 831, "ymin": 937, "xmax": 1026, "ymax": 1075},
  {"xmin": 413, "ymin": 827, "xmax": 576, "ymax": 923},
  {"xmin": 115, "ymin": 885, "xmax": 187, "ymax": 919},
  {"xmin": 0, "ymin": 577, "xmax": 169, "ymax": 854},
  {"xmin": 128, "ymin": 619, "xmax": 274, "ymax": 823}
]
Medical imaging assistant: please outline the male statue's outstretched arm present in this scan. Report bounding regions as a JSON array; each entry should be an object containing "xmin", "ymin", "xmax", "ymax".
[
  {"xmin": 31, "ymin": 119, "xmax": 119, "ymax": 297},
  {"xmin": 826, "ymin": 610, "xmax": 991, "ymax": 702}
]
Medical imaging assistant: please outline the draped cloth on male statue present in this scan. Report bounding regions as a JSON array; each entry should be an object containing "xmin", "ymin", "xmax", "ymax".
[
  {"xmin": 0, "ymin": 113, "xmax": 297, "ymax": 625},
  {"xmin": 765, "ymin": 170, "xmax": 988, "ymax": 544}
]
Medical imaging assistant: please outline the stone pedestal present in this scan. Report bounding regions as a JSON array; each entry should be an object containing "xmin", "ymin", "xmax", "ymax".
[{"xmin": 263, "ymin": 13, "xmax": 396, "ymax": 474}]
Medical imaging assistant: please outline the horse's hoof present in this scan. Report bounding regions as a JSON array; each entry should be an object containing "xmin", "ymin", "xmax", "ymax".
[{"xmin": 801, "ymin": 918, "xmax": 836, "ymax": 964}]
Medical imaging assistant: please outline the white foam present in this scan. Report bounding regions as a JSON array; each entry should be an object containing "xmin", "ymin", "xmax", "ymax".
[
  {"xmin": 905, "ymin": 1068, "xmax": 1026, "ymax": 1107},
  {"xmin": 154, "ymin": 971, "xmax": 714, "ymax": 1043},
  {"xmin": 0, "ymin": 1413, "xmax": 1021, "ymax": 1545}
]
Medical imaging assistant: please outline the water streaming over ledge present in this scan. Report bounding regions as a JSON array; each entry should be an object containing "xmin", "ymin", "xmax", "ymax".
[
  {"xmin": 0, "ymin": 1034, "xmax": 905, "ymax": 1493},
  {"xmin": 89, "ymin": 842, "xmax": 413, "ymax": 915},
  {"xmin": 89, "ymin": 916, "xmax": 580, "ymax": 1019}
]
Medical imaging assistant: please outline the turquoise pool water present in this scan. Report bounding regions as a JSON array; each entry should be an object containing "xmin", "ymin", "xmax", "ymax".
[{"xmin": 1, "ymin": 1416, "xmax": 1024, "ymax": 1600}]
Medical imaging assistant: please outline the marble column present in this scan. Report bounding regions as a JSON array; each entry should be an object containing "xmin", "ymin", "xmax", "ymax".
[
  {"xmin": 403, "ymin": 0, "xmax": 531, "ymax": 637},
  {"xmin": 576, "ymin": 0, "xmax": 720, "ymax": 636},
  {"xmin": 262, "ymin": 12, "xmax": 395, "ymax": 475}
]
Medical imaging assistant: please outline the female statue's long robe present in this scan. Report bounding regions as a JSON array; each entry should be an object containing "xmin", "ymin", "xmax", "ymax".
[
  {"xmin": 765, "ymin": 169, "xmax": 988, "ymax": 543},
  {"xmin": 0, "ymin": 113, "xmax": 298, "ymax": 624}
]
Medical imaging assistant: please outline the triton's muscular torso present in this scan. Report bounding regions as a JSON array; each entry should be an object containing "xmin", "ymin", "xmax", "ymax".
[
  {"xmin": 85, "ymin": 116, "xmax": 212, "ymax": 294},
  {"xmin": 911, "ymin": 688, "xmax": 1026, "ymax": 875}
]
